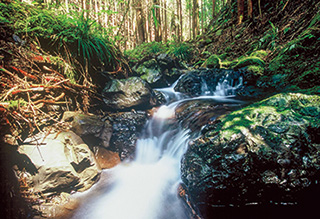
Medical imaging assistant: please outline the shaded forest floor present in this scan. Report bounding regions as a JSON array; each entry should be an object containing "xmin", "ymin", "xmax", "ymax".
[
  {"xmin": 194, "ymin": 0, "xmax": 320, "ymax": 92},
  {"xmin": 194, "ymin": 0, "xmax": 320, "ymax": 94},
  {"xmin": 125, "ymin": 0, "xmax": 320, "ymax": 95}
]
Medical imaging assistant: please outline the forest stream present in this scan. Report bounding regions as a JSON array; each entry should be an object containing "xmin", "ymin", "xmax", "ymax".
[
  {"xmin": 69, "ymin": 75, "xmax": 244, "ymax": 219},
  {"xmin": 1, "ymin": 1, "xmax": 319, "ymax": 218}
]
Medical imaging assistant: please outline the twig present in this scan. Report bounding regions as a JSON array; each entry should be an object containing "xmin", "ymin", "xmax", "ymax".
[
  {"xmin": 0, "ymin": 67, "xmax": 26, "ymax": 83},
  {"xmin": 281, "ymin": 0, "xmax": 290, "ymax": 12}
]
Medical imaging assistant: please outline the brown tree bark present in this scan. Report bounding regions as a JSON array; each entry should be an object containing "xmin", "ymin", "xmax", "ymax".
[
  {"xmin": 135, "ymin": 0, "xmax": 146, "ymax": 44},
  {"xmin": 248, "ymin": 0, "xmax": 253, "ymax": 19},
  {"xmin": 212, "ymin": 0, "xmax": 215, "ymax": 18},
  {"xmin": 164, "ymin": 1, "xmax": 168, "ymax": 42},
  {"xmin": 237, "ymin": 0, "xmax": 245, "ymax": 24},
  {"xmin": 192, "ymin": 0, "xmax": 199, "ymax": 39},
  {"xmin": 154, "ymin": 0, "xmax": 162, "ymax": 42}
]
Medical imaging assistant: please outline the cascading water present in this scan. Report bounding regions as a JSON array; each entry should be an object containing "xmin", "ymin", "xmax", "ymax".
[{"xmin": 72, "ymin": 74, "xmax": 243, "ymax": 219}]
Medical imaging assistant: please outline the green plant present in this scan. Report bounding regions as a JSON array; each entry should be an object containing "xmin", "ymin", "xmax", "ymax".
[{"xmin": 168, "ymin": 42, "xmax": 193, "ymax": 62}]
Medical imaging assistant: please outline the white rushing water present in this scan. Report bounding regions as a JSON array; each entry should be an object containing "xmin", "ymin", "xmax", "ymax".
[{"xmin": 73, "ymin": 75, "xmax": 243, "ymax": 219}]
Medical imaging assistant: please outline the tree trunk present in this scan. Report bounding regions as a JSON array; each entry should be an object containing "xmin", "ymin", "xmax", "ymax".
[
  {"xmin": 248, "ymin": 0, "xmax": 253, "ymax": 19},
  {"xmin": 136, "ymin": 0, "xmax": 146, "ymax": 44},
  {"xmin": 179, "ymin": 0, "xmax": 183, "ymax": 41},
  {"xmin": 237, "ymin": 0, "xmax": 244, "ymax": 25},
  {"xmin": 163, "ymin": 1, "xmax": 168, "ymax": 43},
  {"xmin": 212, "ymin": 0, "xmax": 215, "ymax": 18},
  {"xmin": 154, "ymin": 0, "xmax": 162, "ymax": 42},
  {"xmin": 192, "ymin": 0, "xmax": 199, "ymax": 39}
]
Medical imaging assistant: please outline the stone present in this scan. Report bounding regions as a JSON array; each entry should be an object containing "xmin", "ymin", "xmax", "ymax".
[
  {"xmin": 18, "ymin": 131, "xmax": 100, "ymax": 195},
  {"xmin": 93, "ymin": 146, "xmax": 121, "ymax": 169},
  {"xmin": 181, "ymin": 93, "xmax": 320, "ymax": 213},
  {"xmin": 63, "ymin": 111, "xmax": 113, "ymax": 149},
  {"xmin": 203, "ymin": 54, "xmax": 221, "ymax": 69},
  {"xmin": 102, "ymin": 77, "xmax": 154, "ymax": 110},
  {"xmin": 109, "ymin": 111, "xmax": 148, "ymax": 160}
]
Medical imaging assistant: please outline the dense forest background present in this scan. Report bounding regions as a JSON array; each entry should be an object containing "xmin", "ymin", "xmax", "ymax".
[{"xmin": 0, "ymin": 0, "xmax": 320, "ymax": 218}]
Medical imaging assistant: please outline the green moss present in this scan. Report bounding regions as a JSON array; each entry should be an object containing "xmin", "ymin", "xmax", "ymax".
[
  {"xmin": 250, "ymin": 50, "xmax": 269, "ymax": 59},
  {"xmin": 221, "ymin": 60, "xmax": 233, "ymax": 68},
  {"xmin": 232, "ymin": 56, "xmax": 265, "ymax": 69},
  {"xmin": 247, "ymin": 65, "xmax": 264, "ymax": 76},
  {"xmin": 203, "ymin": 54, "xmax": 221, "ymax": 68},
  {"xmin": 216, "ymin": 93, "xmax": 320, "ymax": 141},
  {"xmin": 5, "ymin": 99, "xmax": 28, "ymax": 110}
]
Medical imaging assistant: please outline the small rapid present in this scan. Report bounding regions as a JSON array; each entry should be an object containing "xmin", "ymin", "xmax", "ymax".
[{"xmin": 72, "ymin": 75, "xmax": 243, "ymax": 219}]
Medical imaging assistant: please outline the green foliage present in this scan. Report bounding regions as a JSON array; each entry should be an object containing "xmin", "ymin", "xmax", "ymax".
[
  {"xmin": 5, "ymin": 99, "xmax": 28, "ymax": 110},
  {"xmin": 124, "ymin": 42, "xmax": 166, "ymax": 60},
  {"xmin": 203, "ymin": 54, "xmax": 221, "ymax": 69},
  {"xmin": 268, "ymin": 22, "xmax": 320, "ymax": 89},
  {"xmin": 231, "ymin": 56, "xmax": 265, "ymax": 70},
  {"xmin": 247, "ymin": 65, "xmax": 264, "ymax": 76},
  {"xmin": 249, "ymin": 50, "xmax": 268, "ymax": 59},
  {"xmin": 1, "ymin": 1, "xmax": 118, "ymax": 82},
  {"xmin": 125, "ymin": 41, "xmax": 194, "ymax": 62},
  {"xmin": 167, "ymin": 42, "xmax": 193, "ymax": 62}
]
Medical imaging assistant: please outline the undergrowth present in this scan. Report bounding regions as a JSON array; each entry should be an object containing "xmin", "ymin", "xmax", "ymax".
[
  {"xmin": 124, "ymin": 41, "xmax": 195, "ymax": 63},
  {"xmin": 0, "ymin": 1, "xmax": 120, "ymax": 84}
]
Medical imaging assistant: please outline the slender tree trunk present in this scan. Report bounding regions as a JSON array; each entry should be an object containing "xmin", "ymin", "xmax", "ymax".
[
  {"xmin": 258, "ymin": 0, "xmax": 262, "ymax": 19},
  {"xmin": 154, "ymin": 0, "xmax": 162, "ymax": 42},
  {"xmin": 212, "ymin": 0, "xmax": 215, "ymax": 18},
  {"xmin": 248, "ymin": 0, "xmax": 253, "ymax": 19},
  {"xmin": 237, "ymin": 0, "xmax": 244, "ymax": 24},
  {"xmin": 179, "ymin": 0, "xmax": 183, "ymax": 41},
  {"xmin": 164, "ymin": 1, "xmax": 168, "ymax": 43},
  {"xmin": 136, "ymin": 0, "xmax": 146, "ymax": 44},
  {"xmin": 192, "ymin": 0, "xmax": 199, "ymax": 39},
  {"xmin": 200, "ymin": 0, "xmax": 203, "ymax": 33}
]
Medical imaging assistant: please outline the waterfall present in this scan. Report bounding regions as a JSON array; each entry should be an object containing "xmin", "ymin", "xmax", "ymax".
[
  {"xmin": 72, "ymin": 74, "xmax": 243, "ymax": 219},
  {"xmin": 213, "ymin": 74, "xmax": 243, "ymax": 97}
]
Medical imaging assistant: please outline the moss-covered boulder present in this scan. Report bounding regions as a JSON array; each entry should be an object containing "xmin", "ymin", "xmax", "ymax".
[
  {"xmin": 247, "ymin": 65, "xmax": 264, "ymax": 75},
  {"xmin": 181, "ymin": 93, "xmax": 320, "ymax": 215},
  {"xmin": 134, "ymin": 59, "xmax": 164, "ymax": 86},
  {"xmin": 232, "ymin": 56, "xmax": 265, "ymax": 70},
  {"xmin": 249, "ymin": 50, "xmax": 269, "ymax": 59},
  {"xmin": 203, "ymin": 54, "xmax": 222, "ymax": 69},
  {"xmin": 133, "ymin": 54, "xmax": 186, "ymax": 87},
  {"xmin": 102, "ymin": 77, "xmax": 156, "ymax": 110}
]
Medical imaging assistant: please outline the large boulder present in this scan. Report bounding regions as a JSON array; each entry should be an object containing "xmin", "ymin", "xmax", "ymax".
[
  {"xmin": 62, "ymin": 111, "xmax": 113, "ymax": 149},
  {"xmin": 181, "ymin": 93, "xmax": 320, "ymax": 216},
  {"xmin": 109, "ymin": 111, "xmax": 148, "ymax": 160},
  {"xmin": 102, "ymin": 77, "xmax": 157, "ymax": 110},
  {"xmin": 18, "ymin": 131, "xmax": 100, "ymax": 195},
  {"xmin": 174, "ymin": 69, "xmax": 244, "ymax": 97},
  {"xmin": 133, "ymin": 54, "xmax": 186, "ymax": 87},
  {"xmin": 174, "ymin": 68, "xmax": 266, "ymax": 99}
]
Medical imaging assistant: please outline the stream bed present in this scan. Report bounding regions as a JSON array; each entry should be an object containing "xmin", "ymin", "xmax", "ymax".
[{"xmin": 70, "ymin": 77, "xmax": 244, "ymax": 219}]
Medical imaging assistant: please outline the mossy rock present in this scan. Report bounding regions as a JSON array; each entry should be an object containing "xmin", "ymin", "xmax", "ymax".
[
  {"xmin": 247, "ymin": 65, "xmax": 264, "ymax": 76},
  {"xmin": 181, "ymin": 92, "xmax": 320, "ymax": 208},
  {"xmin": 203, "ymin": 54, "xmax": 221, "ymax": 69},
  {"xmin": 250, "ymin": 50, "xmax": 268, "ymax": 59},
  {"xmin": 232, "ymin": 56, "xmax": 265, "ymax": 70},
  {"xmin": 221, "ymin": 60, "xmax": 233, "ymax": 68}
]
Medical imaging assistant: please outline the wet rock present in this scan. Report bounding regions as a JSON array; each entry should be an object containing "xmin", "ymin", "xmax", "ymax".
[
  {"xmin": 102, "ymin": 77, "xmax": 156, "ymax": 110},
  {"xmin": 174, "ymin": 69, "xmax": 245, "ymax": 97},
  {"xmin": 181, "ymin": 93, "xmax": 320, "ymax": 213},
  {"xmin": 133, "ymin": 54, "xmax": 186, "ymax": 87},
  {"xmin": 109, "ymin": 111, "xmax": 148, "ymax": 160},
  {"xmin": 135, "ymin": 59, "xmax": 164, "ymax": 87},
  {"xmin": 18, "ymin": 131, "xmax": 100, "ymax": 195},
  {"xmin": 63, "ymin": 112, "xmax": 113, "ymax": 148},
  {"xmin": 174, "ymin": 68, "xmax": 270, "ymax": 100},
  {"xmin": 93, "ymin": 146, "xmax": 121, "ymax": 169}
]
